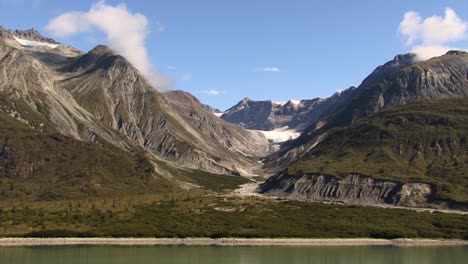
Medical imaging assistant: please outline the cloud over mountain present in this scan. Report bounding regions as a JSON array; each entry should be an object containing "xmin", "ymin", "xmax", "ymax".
[
  {"xmin": 398, "ymin": 7, "xmax": 468, "ymax": 61},
  {"xmin": 45, "ymin": 1, "xmax": 171, "ymax": 89}
]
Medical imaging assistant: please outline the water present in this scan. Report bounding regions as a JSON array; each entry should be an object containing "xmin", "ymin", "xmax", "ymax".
[{"xmin": 0, "ymin": 245, "xmax": 467, "ymax": 264}]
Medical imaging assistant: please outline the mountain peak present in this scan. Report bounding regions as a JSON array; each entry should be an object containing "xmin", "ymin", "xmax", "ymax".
[
  {"xmin": 89, "ymin": 44, "xmax": 116, "ymax": 56},
  {"xmin": 13, "ymin": 28, "xmax": 60, "ymax": 44},
  {"xmin": 359, "ymin": 53, "xmax": 417, "ymax": 88},
  {"xmin": 0, "ymin": 25, "xmax": 15, "ymax": 41},
  {"xmin": 392, "ymin": 53, "xmax": 417, "ymax": 63},
  {"xmin": 241, "ymin": 96, "xmax": 251, "ymax": 102}
]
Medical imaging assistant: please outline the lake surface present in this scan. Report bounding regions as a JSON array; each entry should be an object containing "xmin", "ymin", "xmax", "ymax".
[{"xmin": 1, "ymin": 245, "xmax": 467, "ymax": 264}]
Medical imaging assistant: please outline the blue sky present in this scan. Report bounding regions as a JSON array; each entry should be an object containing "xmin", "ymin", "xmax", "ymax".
[{"xmin": 1, "ymin": 0, "xmax": 467, "ymax": 110}]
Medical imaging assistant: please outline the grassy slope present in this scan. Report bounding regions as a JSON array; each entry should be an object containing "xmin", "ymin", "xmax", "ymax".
[
  {"xmin": 159, "ymin": 163, "xmax": 250, "ymax": 192},
  {"xmin": 289, "ymin": 98, "xmax": 468, "ymax": 203},
  {"xmin": 0, "ymin": 109, "xmax": 176, "ymax": 202}
]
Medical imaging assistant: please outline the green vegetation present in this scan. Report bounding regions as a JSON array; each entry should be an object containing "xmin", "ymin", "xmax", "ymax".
[
  {"xmin": 0, "ymin": 193, "xmax": 466, "ymax": 239},
  {"xmin": 289, "ymin": 98, "xmax": 468, "ymax": 204},
  {"xmin": 161, "ymin": 164, "xmax": 249, "ymax": 192}
]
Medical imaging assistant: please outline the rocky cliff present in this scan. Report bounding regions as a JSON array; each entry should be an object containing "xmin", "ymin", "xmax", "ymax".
[{"xmin": 260, "ymin": 171, "xmax": 432, "ymax": 208}]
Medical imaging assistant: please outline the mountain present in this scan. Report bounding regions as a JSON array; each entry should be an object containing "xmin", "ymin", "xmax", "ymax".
[
  {"xmin": 221, "ymin": 97, "xmax": 310, "ymax": 131},
  {"xmin": 260, "ymin": 98, "xmax": 468, "ymax": 209},
  {"xmin": 264, "ymin": 51, "xmax": 468, "ymax": 169},
  {"xmin": 260, "ymin": 51, "xmax": 468, "ymax": 209},
  {"xmin": 59, "ymin": 45, "xmax": 268, "ymax": 175},
  {"xmin": 221, "ymin": 89, "xmax": 357, "ymax": 132},
  {"xmin": 2, "ymin": 25, "xmax": 467, "ymax": 211},
  {"xmin": 161, "ymin": 90, "xmax": 270, "ymax": 172},
  {"xmin": 0, "ymin": 25, "xmax": 270, "ymax": 195}
]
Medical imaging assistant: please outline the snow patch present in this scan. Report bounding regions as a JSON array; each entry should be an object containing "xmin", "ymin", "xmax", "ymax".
[
  {"xmin": 214, "ymin": 112, "xmax": 224, "ymax": 117},
  {"xmin": 289, "ymin": 99, "xmax": 301, "ymax": 105},
  {"xmin": 271, "ymin": 101, "xmax": 287, "ymax": 106},
  {"xmin": 254, "ymin": 126, "xmax": 300, "ymax": 143},
  {"xmin": 14, "ymin": 37, "xmax": 59, "ymax": 49}
]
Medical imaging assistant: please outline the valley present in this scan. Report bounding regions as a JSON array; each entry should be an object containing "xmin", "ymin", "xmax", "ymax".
[{"xmin": 0, "ymin": 25, "xmax": 467, "ymax": 239}]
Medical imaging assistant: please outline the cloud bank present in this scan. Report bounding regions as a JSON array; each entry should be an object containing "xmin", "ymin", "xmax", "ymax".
[
  {"xmin": 45, "ymin": 1, "xmax": 170, "ymax": 89},
  {"xmin": 398, "ymin": 7, "xmax": 468, "ymax": 61}
]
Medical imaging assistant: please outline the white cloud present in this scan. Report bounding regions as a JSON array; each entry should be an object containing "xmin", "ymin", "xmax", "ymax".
[
  {"xmin": 410, "ymin": 45, "xmax": 459, "ymax": 61},
  {"xmin": 195, "ymin": 89, "xmax": 221, "ymax": 96},
  {"xmin": 398, "ymin": 7, "xmax": 468, "ymax": 61},
  {"xmin": 254, "ymin": 67, "xmax": 282, "ymax": 72},
  {"xmin": 182, "ymin": 73, "xmax": 192, "ymax": 81},
  {"xmin": 45, "ymin": 1, "xmax": 171, "ymax": 89}
]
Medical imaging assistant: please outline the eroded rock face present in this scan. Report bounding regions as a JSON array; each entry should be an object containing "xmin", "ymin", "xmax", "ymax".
[{"xmin": 260, "ymin": 171, "xmax": 432, "ymax": 207}]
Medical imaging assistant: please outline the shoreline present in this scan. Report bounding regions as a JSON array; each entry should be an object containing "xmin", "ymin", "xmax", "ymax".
[{"xmin": 0, "ymin": 238, "xmax": 467, "ymax": 247}]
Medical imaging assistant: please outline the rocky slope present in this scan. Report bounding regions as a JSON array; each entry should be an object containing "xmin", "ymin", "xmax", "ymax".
[
  {"xmin": 0, "ymin": 26, "xmax": 269, "ymax": 181},
  {"xmin": 163, "ymin": 90, "xmax": 269, "ymax": 158},
  {"xmin": 0, "ymin": 39, "xmax": 126, "ymax": 148},
  {"xmin": 58, "ymin": 45, "xmax": 268, "ymax": 175}
]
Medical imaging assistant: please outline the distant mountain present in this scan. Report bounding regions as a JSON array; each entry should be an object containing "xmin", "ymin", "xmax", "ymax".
[
  {"xmin": 221, "ymin": 97, "xmax": 309, "ymax": 131},
  {"xmin": 221, "ymin": 88, "xmax": 357, "ymax": 132},
  {"xmin": 221, "ymin": 53, "xmax": 420, "ymax": 134}
]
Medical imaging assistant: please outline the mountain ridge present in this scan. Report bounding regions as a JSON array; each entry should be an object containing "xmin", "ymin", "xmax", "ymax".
[{"xmin": 263, "ymin": 50, "xmax": 468, "ymax": 170}]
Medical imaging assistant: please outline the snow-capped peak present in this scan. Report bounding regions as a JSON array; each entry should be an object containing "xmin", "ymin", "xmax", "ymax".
[{"xmin": 14, "ymin": 36, "xmax": 59, "ymax": 49}]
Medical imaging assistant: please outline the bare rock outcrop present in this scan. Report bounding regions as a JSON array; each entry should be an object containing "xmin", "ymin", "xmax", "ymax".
[{"xmin": 260, "ymin": 171, "xmax": 433, "ymax": 207}]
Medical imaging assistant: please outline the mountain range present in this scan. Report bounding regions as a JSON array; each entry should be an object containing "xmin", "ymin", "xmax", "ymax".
[{"xmin": 1, "ymin": 26, "xmax": 467, "ymax": 210}]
